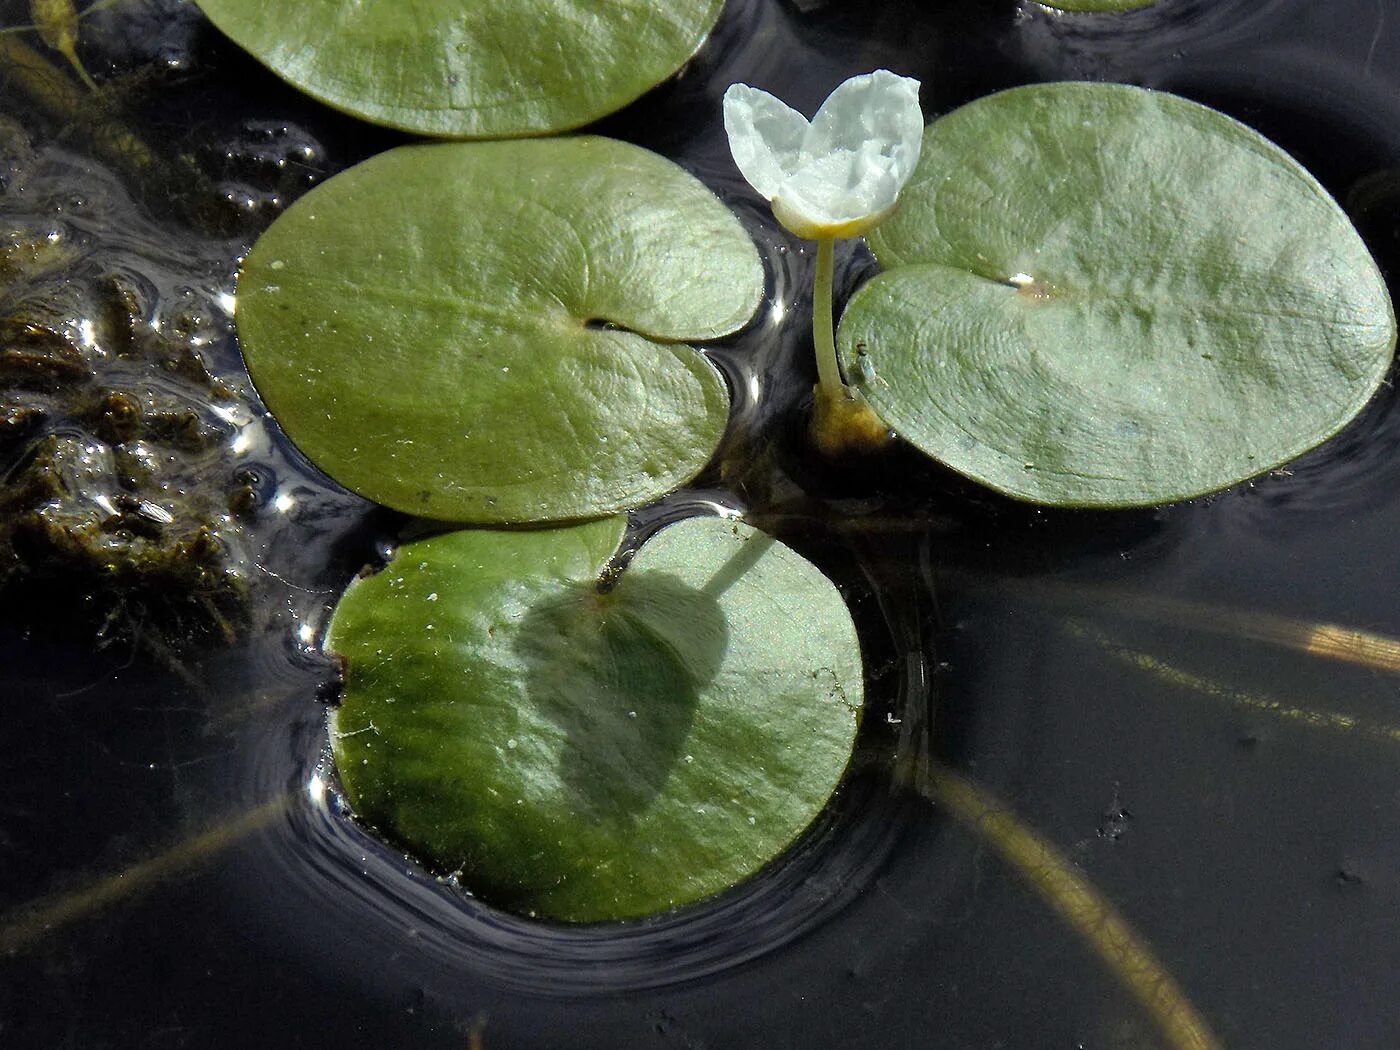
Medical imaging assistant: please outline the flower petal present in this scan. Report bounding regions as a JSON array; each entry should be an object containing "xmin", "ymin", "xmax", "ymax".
[
  {"xmin": 723, "ymin": 83, "xmax": 810, "ymax": 202},
  {"xmin": 802, "ymin": 70, "xmax": 923, "ymax": 197},
  {"xmin": 779, "ymin": 146, "xmax": 903, "ymax": 233}
]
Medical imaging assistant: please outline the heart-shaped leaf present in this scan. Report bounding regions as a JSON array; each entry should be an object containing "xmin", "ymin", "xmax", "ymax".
[
  {"xmin": 326, "ymin": 516, "xmax": 863, "ymax": 922},
  {"xmin": 192, "ymin": 0, "xmax": 726, "ymax": 137},
  {"xmin": 841, "ymin": 82, "xmax": 1395, "ymax": 507},
  {"xmin": 236, "ymin": 137, "xmax": 762, "ymax": 524}
]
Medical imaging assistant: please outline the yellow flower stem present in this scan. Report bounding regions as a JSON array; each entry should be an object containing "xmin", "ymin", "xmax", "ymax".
[{"xmin": 811, "ymin": 235, "xmax": 846, "ymax": 403}]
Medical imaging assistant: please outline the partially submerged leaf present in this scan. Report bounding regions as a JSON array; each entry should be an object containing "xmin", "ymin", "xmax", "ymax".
[
  {"xmin": 236, "ymin": 137, "xmax": 763, "ymax": 524},
  {"xmin": 327, "ymin": 516, "xmax": 863, "ymax": 922},
  {"xmin": 192, "ymin": 0, "xmax": 726, "ymax": 137},
  {"xmin": 843, "ymin": 82, "xmax": 1395, "ymax": 507}
]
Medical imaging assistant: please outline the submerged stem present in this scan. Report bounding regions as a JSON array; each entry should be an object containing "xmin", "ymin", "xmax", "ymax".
[
  {"xmin": 811, "ymin": 236, "xmax": 844, "ymax": 402},
  {"xmin": 805, "ymin": 234, "xmax": 892, "ymax": 456},
  {"xmin": 60, "ymin": 42, "xmax": 99, "ymax": 92},
  {"xmin": 0, "ymin": 34, "xmax": 154, "ymax": 171}
]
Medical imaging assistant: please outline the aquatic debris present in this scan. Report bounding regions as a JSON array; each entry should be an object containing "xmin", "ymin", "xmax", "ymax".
[
  {"xmin": 0, "ymin": 267, "xmax": 252, "ymax": 648},
  {"xmin": 0, "ymin": 0, "xmax": 129, "ymax": 92}
]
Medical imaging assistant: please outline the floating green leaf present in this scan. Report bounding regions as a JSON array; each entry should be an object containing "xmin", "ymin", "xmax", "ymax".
[
  {"xmin": 843, "ymin": 83, "xmax": 1395, "ymax": 507},
  {"xmin": 192, "ymin": 0, "xmax": 725, "ymax": 137},
  {"xmin": 327, "ymin": 515, "xmax": 863, "ymax": 922},
  {"xmin": 236, "ymin": 137, "xmax": 762, "ymax": 524}
]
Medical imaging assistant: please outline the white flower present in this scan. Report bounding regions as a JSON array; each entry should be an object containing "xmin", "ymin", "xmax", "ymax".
[{"xmin": 723, "ymin": 70, "xmax": 924, "ymax": 240}]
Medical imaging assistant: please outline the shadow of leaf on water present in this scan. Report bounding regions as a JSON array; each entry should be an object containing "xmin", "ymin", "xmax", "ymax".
[{"xmin": 515, "ymin": 570, "xmax": 729, "ymax": 822}]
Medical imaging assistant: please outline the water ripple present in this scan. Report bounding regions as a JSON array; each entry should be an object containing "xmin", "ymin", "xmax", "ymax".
[{"xmin": 257, "ymin": 758, "xmax": 912, "ymax": 996}]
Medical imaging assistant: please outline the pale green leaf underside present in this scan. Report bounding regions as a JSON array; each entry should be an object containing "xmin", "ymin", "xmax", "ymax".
[
  {"xmin": 193, "ymin": 0, "xmax": 725, "ymax": 137},
  {"xmin": 326, "ymin": 516, "xmax": 863, "ymax": 922},
  {"xmin": 237, "ymin": 137, "xmax": 763, "ymax": 524},
  {"xmin": 847, "ymin": 82, "xmax": 1395, "ymax": 507}
]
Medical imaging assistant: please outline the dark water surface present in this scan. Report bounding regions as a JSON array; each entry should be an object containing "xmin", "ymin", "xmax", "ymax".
[{"xmin": 4, "ymin": 0, "xmax": 1400, "ymax": 1047}]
